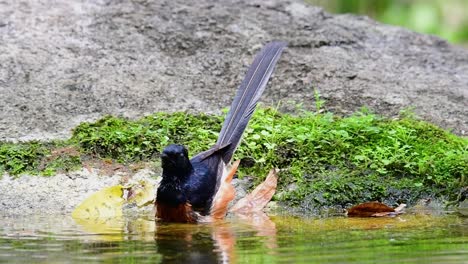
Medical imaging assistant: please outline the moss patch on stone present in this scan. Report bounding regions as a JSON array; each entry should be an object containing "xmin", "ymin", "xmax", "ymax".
[{"xmin": 1, "ymin": 107, "xmax": 466, "ymax": 210}]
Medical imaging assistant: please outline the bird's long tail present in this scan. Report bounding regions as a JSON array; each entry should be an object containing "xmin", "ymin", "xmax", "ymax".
[{"xmin": 216, "ymin": 41, "xmax": 287, "ymax": 164}]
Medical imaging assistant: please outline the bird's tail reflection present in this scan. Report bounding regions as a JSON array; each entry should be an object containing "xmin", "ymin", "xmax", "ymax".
[{"xmin": 154, "ymin": 213, "xmax": 277, "ymax": 263}]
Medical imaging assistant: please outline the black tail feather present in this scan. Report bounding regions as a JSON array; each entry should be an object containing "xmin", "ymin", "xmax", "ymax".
[{"xmin": 216, "ymin": 41, "xmax": 287, "ymax": 163}]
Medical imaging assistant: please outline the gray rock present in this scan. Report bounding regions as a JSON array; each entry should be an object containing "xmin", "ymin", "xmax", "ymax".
[
  {"xmin": 1, "ymin": 0, "xmax": 467, "ymax": 142},
  {"xmin": 0, "ymin": 169, "xmax": 122, "ymax": 216},
  {"xmin": 458, "ymin": 200, "xmax": 468, "ymax": 217}
]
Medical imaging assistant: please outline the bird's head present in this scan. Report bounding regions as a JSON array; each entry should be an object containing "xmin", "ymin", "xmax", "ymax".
[{"xmin": 160, "ymin": 144, "xmax": 192, "ymax": 177}]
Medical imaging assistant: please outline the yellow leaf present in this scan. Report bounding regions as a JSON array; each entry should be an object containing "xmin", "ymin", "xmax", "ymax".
[
  {"xmin": 72, "ymin": 185, "xmax": 125, "ymax": 219},
  {"xmin": 128, "ymin": 180, "xmax": 157, "ymax": 207},
  {"xmin": 73, "ymin": 216, "xmax": 124, "ymax": 241},
  {"xmin": 72, "ymin": 185, "xmax": 126, "ymax": 240}
]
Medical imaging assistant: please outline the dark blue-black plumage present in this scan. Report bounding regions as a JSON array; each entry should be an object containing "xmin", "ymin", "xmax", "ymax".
[{"xmin": 156, "ymin": 42, "xmax": 287, "ymax": 220}]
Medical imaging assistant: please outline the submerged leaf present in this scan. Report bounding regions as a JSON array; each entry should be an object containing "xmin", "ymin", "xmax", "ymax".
[
  {"xmin": 72, "ymin": 185, "xmax": 127, "ymax": 240},
  {"xmin": 73, "ymin": 216, "xmax": 125, "ymax": 241}
]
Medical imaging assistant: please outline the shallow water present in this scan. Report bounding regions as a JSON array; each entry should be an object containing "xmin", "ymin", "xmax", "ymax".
[{"xmin": 0, "ymin": 213, "xmax": 466, "ymax": 263}]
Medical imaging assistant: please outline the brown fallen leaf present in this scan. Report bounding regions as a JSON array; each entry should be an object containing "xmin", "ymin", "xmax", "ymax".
[
  {"xmin": 394, "ymin": 203, "xmax": 407, "ymax": 213},
  {"xmin": 347, "ymin": 201, "xmax": 405, "ymax": 217},
  {"xmin": 230, "ymin": 168, "xmax": 278, "ymax": 214}
]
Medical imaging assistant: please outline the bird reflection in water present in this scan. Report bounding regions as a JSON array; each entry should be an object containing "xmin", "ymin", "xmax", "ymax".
[{"xmin": 154, "ymin": 212, "xmax": 277, "ymax": 263}]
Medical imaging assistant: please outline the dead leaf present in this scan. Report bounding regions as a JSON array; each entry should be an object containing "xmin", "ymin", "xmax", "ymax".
[
  {"xmin": 230, "ymin": 168, "xmax": 278, "ymax": 214},
  {"xmin": 394, "ymin": 203, "xmax": 407, "ymax": 213},
  {"xmin": 347, "ymin": 201, "xmax": 394, "ymax": 217},
  {"xmin": 347, "ymin": 202, "xmax": 406, "ymax": 217},
  {"xmin": 72, "ymin": 185, "xmax": 125, "ymax": 219},
  {"xmin": 73, "ymin": 216, "xmax": 125, "ymax": 241},
  {"xmin": 127, "ymin": 180, "xmax": 157, "ymax": 207},
  {"xmin": 71, "ymin": 185, "xmax": 125, "ymax": 241}
]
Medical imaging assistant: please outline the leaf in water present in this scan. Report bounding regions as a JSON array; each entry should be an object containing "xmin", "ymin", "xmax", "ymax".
[
  {"xmin": 73, "ymin": 216, "xmax": 125, "ymax": 241},
  {"xmin": 72, "ymin": 185, "xmax": 126, "ymax": 241},
  {"xmin": 347, "ymin": 201, "xmax": 403, "ymax": 217},
  {"xmin": 126, "ymin": 218, "xmax": 157, "ymax": 241},
  {"xmin": 72, "ymin": 185, "xmax": 125, "ymax": 219},
  {"xmin": 127, "ymin": 180, "xmax": 157, "ymax": 207},
  {"xmin": 230, "ymin": 168, "xmax": 278, "ymax": 214}
]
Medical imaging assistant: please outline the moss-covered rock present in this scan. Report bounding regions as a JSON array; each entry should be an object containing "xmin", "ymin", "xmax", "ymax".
[{"xmin": 1, "ymin": 108, "xmax": 466, "ymax": 211}]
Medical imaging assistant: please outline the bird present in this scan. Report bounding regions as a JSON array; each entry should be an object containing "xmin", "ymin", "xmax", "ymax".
[{"xmin": 155, "ymin": 41, "xmax": 287, "ymax": 223}]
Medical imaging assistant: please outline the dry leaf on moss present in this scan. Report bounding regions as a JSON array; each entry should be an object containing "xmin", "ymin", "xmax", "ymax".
[
  {"xmin": 347, "ymin": 201, "xmax": 406, "ymax": 217},
  {"xmin": 230, "ymin": 168, "xmax": 278, "ymax": 214}
]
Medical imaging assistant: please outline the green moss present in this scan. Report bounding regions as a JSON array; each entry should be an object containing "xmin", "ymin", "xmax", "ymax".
[
  {"xmin": 236, "ymin": 108, "xmax": 467, "ymax": 209},
  {"xmin": 0, "ymin": 141, "xmax": 83, "ymax": 177},
  {"xmin": 71, "ymin": 112, "xmax": 222, "ymax": 161},
  {"xmin": 0, "ymin": 142, "xmax": 49, "ymax": 175},
  {"xmin": 0, "ymin": 107, "xmax": 466, "ymax": 209}
]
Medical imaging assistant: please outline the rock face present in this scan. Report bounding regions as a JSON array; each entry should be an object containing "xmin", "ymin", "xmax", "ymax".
[{"xmin": 1, "ymin": 0, "xmax": 467, "ymax": 141}]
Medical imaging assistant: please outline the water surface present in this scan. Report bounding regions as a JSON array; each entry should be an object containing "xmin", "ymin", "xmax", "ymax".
[{"xmin": 1, "ymin": 213, "xmax": 466, "ymax": 263}]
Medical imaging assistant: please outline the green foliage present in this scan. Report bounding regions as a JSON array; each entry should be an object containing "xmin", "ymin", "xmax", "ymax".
[
  {"xmin": 307, "ymin": 0, "xmax": 468, "ymax": 44},
  {"xmin": 0, "ymin": 107, "xmax": 466, "ymax": 208},
  {"xmin": 71, "ymin": 113, "xmax": 222, "ymax": 161},
  {"xmin": 0, "ymin": 142, "xmax": 82, "ymax": 177},
  {"xmin": 40, "ymin": 147, "xmax": 82, "ymax": 176},
  {"xmin": 240, "ymin": 108, "xmax": 466, "ymax": 207},
  {"xmin": 0, "ymin": 142, "xmax": 48, "ymax": 175}
]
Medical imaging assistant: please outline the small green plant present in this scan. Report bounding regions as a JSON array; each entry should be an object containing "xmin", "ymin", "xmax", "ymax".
[
  {"xmin": 39, "ymin": 146, "xmax": 82, "ymax": 176},
  {"xmin": 0, "ymin": 142, "xmax": 48, "ymax": 176},
  {"xmin": 71, "ymin": 113, "xmax": 222, "ymax": 162},
  {"xmin": 313, "ymin": 88, "xmax": 325, "ymax": 112}
]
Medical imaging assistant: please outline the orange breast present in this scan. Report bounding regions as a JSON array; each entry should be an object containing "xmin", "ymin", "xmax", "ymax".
[
  {"xmin": 156, "ymin": 203, "xmax": 197, "ymax": 223},
  {"xmin": 156, "ymin": 161, "xmax": 240, "ymax": 223}
]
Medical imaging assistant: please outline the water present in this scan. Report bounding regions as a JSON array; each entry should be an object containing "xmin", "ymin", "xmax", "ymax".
[{"xmin": 1, "ymin": 213, "xmax": 466, "ymax": 263}]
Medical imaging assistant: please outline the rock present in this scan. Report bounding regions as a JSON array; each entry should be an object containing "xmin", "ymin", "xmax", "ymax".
[
  {"xmin": 457, "ymin": 200, "xmax": 468, "ymax": 217},
  {"xmin": 0, "ymin": 0, "xmax": 466, "ymax": 142},
  {"xmin": 0, "ymin": 169, "xmax": 121, "ymax": 216}
]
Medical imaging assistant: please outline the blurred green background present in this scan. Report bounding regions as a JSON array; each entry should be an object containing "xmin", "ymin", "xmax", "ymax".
[{"xmin": 307, "ymin": 0, "xmax": 468, "ymax": 45}]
